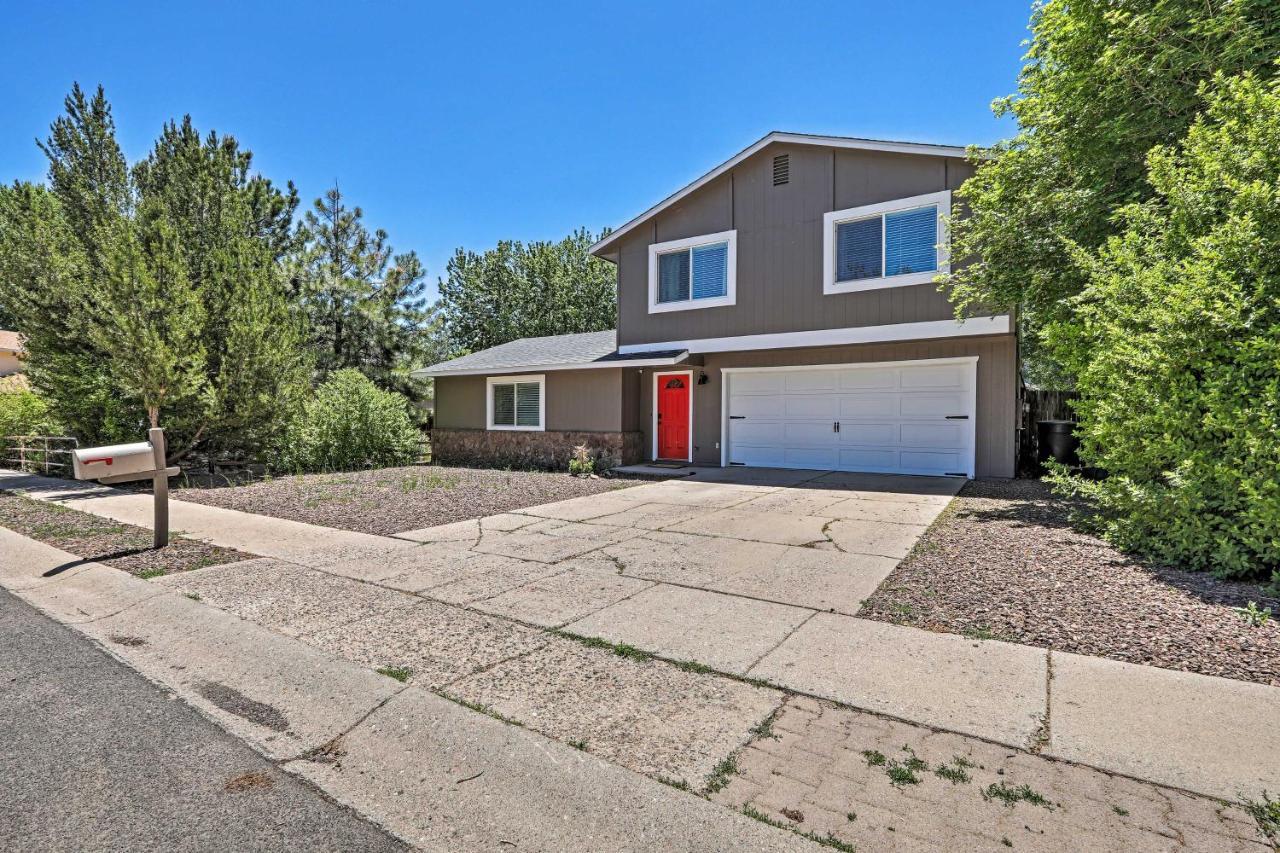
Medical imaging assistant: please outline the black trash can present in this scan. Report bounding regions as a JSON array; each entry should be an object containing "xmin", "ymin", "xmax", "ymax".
[{"xmin": 1037, "ymin": 419, "xmax": 1080, "ymax": 468}]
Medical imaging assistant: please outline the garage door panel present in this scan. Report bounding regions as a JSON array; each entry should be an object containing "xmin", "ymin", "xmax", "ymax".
[
  {"xmin": 731, "ymin": 395, "xmax": 785, "ymax": 418},
  {"xmin": 901, "ymin": 450, "xmax": 966, "ymax": 473},
  {"xmin": 785, "ymin": 395, "xmax": 839, "ymax": 419},
  {"xmin": 900, "ymin": 365, "xmax": 969, "ymax": 390},
  {"xmin": 838, "ymin": 448, "xmax": 899, "ymax": 470},
  {"xmin": 726, "ymin": 360, "xmax": 975, "ymax": 478},
  {"xmin": 899, "ymin": 393, "xmax": 968, "ymax": 418},
  {"xmin": 732, "ymin": 444, "xmax": 787, "ymax": 467},
  {"xmin": 785, "ymin": 447, "xmax": 839, "ymax": 469},
  {"xmin": 785, "ymin": 421, "xmax": 838, "ymax": 444},
  {"xmin": 837, "ymin": 395, "xmax": 899, "ymax": 418},
  {"xmin": 784, "ymin": 372, "xmax": 839, "ymax": 393},
  {"xmin": 731, "ymin": 373, "xmax": 785, "ymax": 395},
  {"xmin": 900, "ymin": 422, "xmax": 965, "ymax": 447},
  {"xmin": 838, "ymin": 423, "xmax": 898, "ymax": 445},
  {"xmin": 839, "ymin": 369, "xmax": 897, "ymax": 391},
  {"xmin": 732, "ymin": 421, "xmax": 783, "ymax": 444}
]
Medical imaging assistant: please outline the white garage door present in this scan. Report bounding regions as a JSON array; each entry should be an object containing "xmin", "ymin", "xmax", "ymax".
[{"xmin": 725, "ymin": 358, "xmax": 976, "ymax": 477}]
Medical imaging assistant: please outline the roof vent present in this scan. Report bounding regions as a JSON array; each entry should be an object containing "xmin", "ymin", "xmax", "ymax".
[{"xmin": 772, "ymin": 153, "xmax": 790, "ymax": 186}]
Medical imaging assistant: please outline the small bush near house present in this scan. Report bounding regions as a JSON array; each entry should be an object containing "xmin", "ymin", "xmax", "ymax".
[
  {"xmin": 568, "ymin": 443, "xmax": 595, "ymax": 476},
  {"xmin": 0, "ymin": 385, "xmax": 63, "ymax": 437},
  {"xmin": 281, "ymin": 369, "xmax": 420, "ymax": 473},
  {"xmin": 1048, "ymin": 74, "xmax": 1280, "ymax": 582}
]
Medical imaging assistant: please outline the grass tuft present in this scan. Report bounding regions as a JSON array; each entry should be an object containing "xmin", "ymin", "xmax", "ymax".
[
  {"xmin": 375, "ymin": 665, "xmax": 412, "ymax": 683},
  {"xmin": 1242, "ymin": 791, "xmax": 1280, "ymax": 847},
  {"xmin": 704, "ymin": 754, "xmax": 739, "ymax": 794},
  {"xmin": 983, "ymin": 781, "xmax": 1053, "ymax": 810}
]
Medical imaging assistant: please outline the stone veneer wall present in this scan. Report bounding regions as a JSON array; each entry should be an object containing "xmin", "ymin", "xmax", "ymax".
[{"xmin": 430, "ymin": 429, "xmax": 644, "ymax": 470}]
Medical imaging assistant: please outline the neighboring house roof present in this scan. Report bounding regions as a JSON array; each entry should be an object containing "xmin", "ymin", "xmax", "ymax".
[
  {"xmin": 413, "ymin": 330, "xmax": 687, "ymax": 378},
  {"xmin": 590, "ymin": 131, "xmax": 973, "ymax": 258},
  {"xmin": 0, "ymin": 330, "xmax": 22, "ymax": 354}
]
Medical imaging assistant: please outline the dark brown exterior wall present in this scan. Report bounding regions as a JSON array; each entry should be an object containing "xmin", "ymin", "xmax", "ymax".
[
  {"xmin": 615, "ymin": 143, "xmax": 976, "ymax": 349},
  {"xmin": 432, "ymin": 369, "xmax": 643, "ymax": 469},
  {"xmin": 635, "ymin": 335, "xmax": 1017, "ymax": 478}
]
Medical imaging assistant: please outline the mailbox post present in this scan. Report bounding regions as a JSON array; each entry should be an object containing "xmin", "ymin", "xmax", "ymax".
[{"xmin": 71, "ymin": 427, "xmax": 179, "ymax": 549}]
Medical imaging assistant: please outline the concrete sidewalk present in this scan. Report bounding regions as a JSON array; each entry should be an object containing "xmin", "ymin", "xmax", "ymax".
[
  {"xmin": 0, "ymin": 528, "xmax": 817, "ymax": 852},
  {"xmin": 5, "ymin": 468, "xmax": 1278, "ymax": 808}
]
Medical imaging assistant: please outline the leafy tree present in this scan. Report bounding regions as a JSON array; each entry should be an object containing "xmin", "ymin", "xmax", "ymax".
[
  {"xmin": 1049, "ymin": 73, "xmax": 1280, "ymax": 582},
  {"xmin": 290, "ymin": 185, "xmax": 431, "ymax": 398},
  {"xmin": 943, "ymin": 0, "xmax": 1280, "ymax": 382},
  {"xmin": 435, "ymin": 227, "xmax": 615, "ymax": 354},
  {"xmin": 0, "ymin": 85, "xmax": 309, "ymax": 460}
]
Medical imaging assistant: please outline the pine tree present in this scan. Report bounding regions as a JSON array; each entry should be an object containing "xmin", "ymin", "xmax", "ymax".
[{"xmin": 290, "ymin": 185, "xmax": 431, "ymax": 398}]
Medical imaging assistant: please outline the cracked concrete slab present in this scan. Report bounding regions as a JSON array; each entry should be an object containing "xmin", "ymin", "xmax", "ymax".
[
  {"xmin": 1046, "ymin": 652, "xmax": 1280, "ymax": 801},
  {"xmin": 663, "ymin": 508, "xmax": 833, "ymax": 546},
  {"xmin": 603, "ymin": 531, "xmax": 898, "ymax": 613},
  {"xmin": 512, "ymin": 493, "xmax": 647, "ymax": 522},
  {"xmin": 355, "ymin": 543, "xmax": 499, "ymax": 592},
  {"xmin": 17, "ymin": 563, "xmax": 166, "ymax": 623},
  {"xmin": 393, "ymin": 518, "xmax": 480, "ymax": 544},
  {"xmin": 449, "ymin": 635, "xmax": 786, "ymax": 786},
  {"xmin": 302, "ymin": 598, "xmax": 548, "ymax": 688},
  {"xmin": 605, "ymin": 480, "xmax": 776, "ymax": 508},
  {"xmin": 748, "ymin": 615, "xmax": 1047, "ymax": 746},
  {"xmin": 158, "ymin": 558, "xmax": 411, "ymax": 637},
  {"xmin": 824, "ymin": 518, "xmax": 929, "ymax": 559},
  {"xmin": 81, "ymin": 592, "xmax": 401, "ymax": 759},
  {"xmin": 285, "ymin": 686, "xmax": 815, "ymax": 852},
  {"xmin": 471, "ymin": 519, "xmax": 640, "ymax": 563},
  {"xmin": 730, "ymin": 488, "xmax": 852, "ymax": 517},
  {"xmin": 472, "ymin": 557, "xmax": 654, "ymax": 627},
  {"xmin": 583, "ymin": 501, "xmax": 725, "ymax": 531},
  {"xmin": 566, "ymin": 584, "xmax": 814, "ymax": 675},
  {"xmin": 819, "ymin": 496, "xmax": 949, "ymax": 525},
  {"xmin": 421, "ymin": 555, "xmax": 570, "ymax": 606},
  {"xmin": 0, "ymin": 526, "xmax": 97, "ymax": 591}
]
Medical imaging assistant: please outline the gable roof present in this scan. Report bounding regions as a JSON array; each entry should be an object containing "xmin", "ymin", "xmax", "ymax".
[
  {"xmin": 589, "ymin": 131, "xmax": 972, "ymax": 258},
  {"xmin": 412, "ymin": 330, "xmax": 687, "ymax": 378}
]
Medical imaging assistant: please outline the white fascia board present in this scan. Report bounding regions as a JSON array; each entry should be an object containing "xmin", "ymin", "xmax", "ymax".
[
  {"xmin": 590, "ymin": 131, "xmax": 974, "ymax": 257},
  {"xmin": 413, "ymin": 353, "xmax": 689, "ymax": 378},
  {"xmin": 616, "ymin": 316, "xmax": 1011, "ymax": 356}
]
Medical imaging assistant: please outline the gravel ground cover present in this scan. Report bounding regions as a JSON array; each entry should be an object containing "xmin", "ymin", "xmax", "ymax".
[
  {"xmin": 0, "ymin": 491, "xmax": 247, "ymax": 577},
  {"xmin": 859, "ymin": 479, "xmax": 1280, "ymax": 686},
  {"xmin": 173, "ymin": 465, "xmax": 640, "ymax": 536}
]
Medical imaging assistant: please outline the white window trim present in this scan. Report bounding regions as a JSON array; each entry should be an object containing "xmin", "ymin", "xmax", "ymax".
[
  {"xmin": 652, "ymin": 369, "xmax": 694, "ymax": 462},
  {"xmin": 647, "ymin": 230, "xmax": 737, "ymax": 314},
  {"xmin": 823, "ymin": 190, "xmax": 951, "ymax": 295},
  {"xmin": 485, "ymin": 373, "xmax": 545, "ymax": 432}
]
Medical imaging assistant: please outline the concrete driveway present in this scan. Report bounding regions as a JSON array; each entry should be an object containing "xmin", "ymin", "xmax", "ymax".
[{"xmin": 400, "ymin": 466, "xmax": 961, "ymax": 619}]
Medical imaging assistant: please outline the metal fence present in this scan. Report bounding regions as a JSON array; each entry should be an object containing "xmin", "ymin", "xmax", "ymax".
[{"xmin": 1, "ymin": 435, "xmax": 79, "ymax": 475}]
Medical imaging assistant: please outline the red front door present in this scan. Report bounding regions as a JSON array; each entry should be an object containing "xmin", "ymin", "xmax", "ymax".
[{"xmin": 656, "ymin": 373, "xmax": 690, "ymax": 460}]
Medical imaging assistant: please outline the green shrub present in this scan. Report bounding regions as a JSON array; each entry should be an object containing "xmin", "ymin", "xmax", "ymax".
[
  {"xmin": 281, "ymin": 370, "xmax": 420, "ymax": 473},
  {"xmin": 0, "ymin": 385, "xmax": 63, "ymax": 437},
  {"xmin": 1047, "ymin": 73, "xmax": 1280, "ymax": 582}
]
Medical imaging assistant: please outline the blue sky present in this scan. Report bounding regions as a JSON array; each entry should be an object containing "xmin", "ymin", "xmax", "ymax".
[{"xmin": 1, "ymin": 1, "xmax": 1030, "ymax": 297}]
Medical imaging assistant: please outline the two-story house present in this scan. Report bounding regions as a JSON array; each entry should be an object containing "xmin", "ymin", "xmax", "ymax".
[{"xmin": 417, "ymin": 132, "xmax": 1015, "ymax": 479}]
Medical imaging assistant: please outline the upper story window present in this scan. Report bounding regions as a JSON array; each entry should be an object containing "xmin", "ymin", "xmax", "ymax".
[
  {"xmin": 822, "ymin": 190, "xmax": 950, "ymax": 295},
  {"xmin": 647, "ymin": 230, "xmax": 737, "ymax": 314},
  {"xmin": 486, "ymin": 374, "xmax": 544, "ymax": 431}
]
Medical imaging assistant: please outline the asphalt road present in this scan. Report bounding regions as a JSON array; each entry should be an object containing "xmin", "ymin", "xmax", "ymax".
[{"xmin": 0, "ymin": 587, "xmax": 408, "ymax": 852}]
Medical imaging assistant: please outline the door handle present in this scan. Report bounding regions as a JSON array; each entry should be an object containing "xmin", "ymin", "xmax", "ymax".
[
  {"xmin": 729, "ymin": 415, "xmax": 745, "ymax": 420},
  {"xmin": 833, "ymin": 421, "xmax": 840, "ymax": 433},
  {"xmin": 945, "ymin": 415, "xmax": 969, "ymax": 420}
]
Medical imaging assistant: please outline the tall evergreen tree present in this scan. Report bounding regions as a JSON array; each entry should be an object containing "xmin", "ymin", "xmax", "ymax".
[
  {"xmin": 435, "ymin": 227, "xmax": 616, "ymax": 354},
  {"xmin": 0, "ymin": 85, "xmax": 310, "ymax": 460},
  {"xmin": 290, "ymin": 185, "xmax": 431, "ymax": 398}
]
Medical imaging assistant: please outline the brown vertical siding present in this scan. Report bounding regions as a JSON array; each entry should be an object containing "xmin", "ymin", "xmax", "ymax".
[
  {"xmin": 635, "ymin": 335, "xmax": 1016, "ymax": 478},
  {"xmin": 616, "ymin": 143, "xmax": 978, "ymax": 349},
  {"xmin": 434, "ymin": 370, "xmax": 624, "ymax": 432}
]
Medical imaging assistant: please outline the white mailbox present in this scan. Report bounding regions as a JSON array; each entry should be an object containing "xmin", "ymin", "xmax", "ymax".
[{"xmin": 72, "ymin": 441, "xmax": 158, "ymax": 481}]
